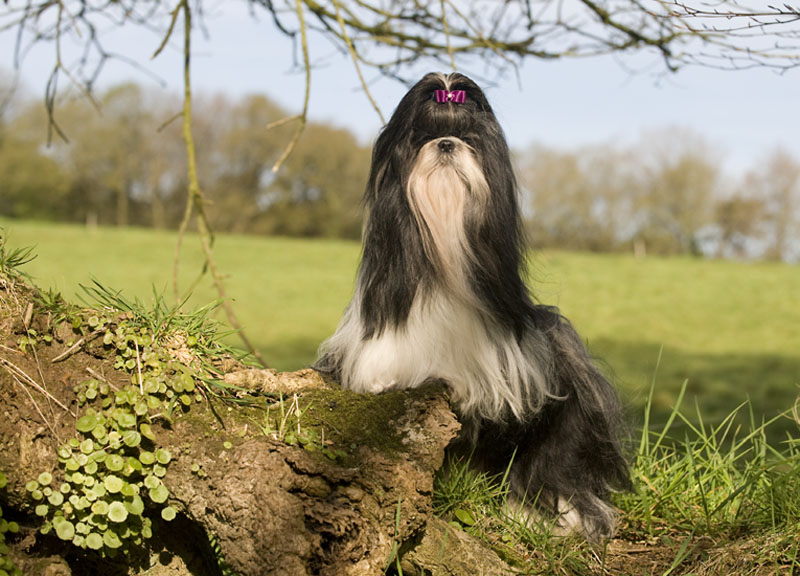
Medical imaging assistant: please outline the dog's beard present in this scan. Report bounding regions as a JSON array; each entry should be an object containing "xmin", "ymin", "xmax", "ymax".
[
  {"xmin": 317, "ymin": 134, "xmax": 552, "ymax": 421},
  {"xmin": 407, "ymin": 137, "xmax": 488, "ymax": 293}
]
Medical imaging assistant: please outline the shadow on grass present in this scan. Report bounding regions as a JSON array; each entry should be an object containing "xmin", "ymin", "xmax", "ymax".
[{"xmin": 593, "ymin": 338, "xmax": 800, "ymax": 444}]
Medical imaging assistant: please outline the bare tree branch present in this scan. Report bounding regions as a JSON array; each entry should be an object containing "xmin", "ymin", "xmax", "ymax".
[
  {"xmin": 5, "ymin": 1, "xmax": 799, "ymax": 101},
  {"xmin": 164, "ymin": 0, "xmax": 269, "ymax": 367}
]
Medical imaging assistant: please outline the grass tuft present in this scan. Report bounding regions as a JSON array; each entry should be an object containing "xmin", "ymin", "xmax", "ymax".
[
  {"xmin": 432, "ymin": 455, "xmax": 593, "ymax": 575},
  {"xmin": 619, "ymin": 377, "xmax": 800, "ymax": 541},
  {"xmin": 0, "ymin": 228, "xmax": 36, "ymax": 283},
  {"xmin": 77, "ymin": 278, "xmax": 245, "ymax": 369}
]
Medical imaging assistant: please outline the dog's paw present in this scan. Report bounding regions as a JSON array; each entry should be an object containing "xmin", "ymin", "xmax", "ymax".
[{"xmin": 553, "ymin": 496, "xmax": 617, "ymax": 543}]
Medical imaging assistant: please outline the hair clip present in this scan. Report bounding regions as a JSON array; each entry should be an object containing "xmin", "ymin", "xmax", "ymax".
[{"xmin": 434, "ymin": 90, "xmax": 466, "ymax": 103}]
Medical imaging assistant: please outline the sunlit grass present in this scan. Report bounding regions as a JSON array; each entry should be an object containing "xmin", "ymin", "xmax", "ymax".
[
  {"xmin": 2, "ymin": 217, "xmax": 799, "ymax": 437},
  {"xmin": 0, "ymin": 219, "xmax": 360, "ymax": 370},
  {"xmin": 432, "ymin": 378, "xmax": 800, "ymax": 575},
  {"xmin": 4, "ymin": 217, "xmax": 800, "ymax": 574},
  {"xmin": 536, "ymin": 250, "xmax": 800, "ymax": 437}
]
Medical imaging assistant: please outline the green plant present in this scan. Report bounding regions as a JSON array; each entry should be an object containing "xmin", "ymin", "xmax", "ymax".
[
  {"xmin": 0, "ymin": 229, "xmax": 36, "ymax": 283},
  {"xmin": 432, "ymin": 455, "xmax": 591, "ymax": 575},
  {"xmin": 430, "ymin": 376, "xmax": 800, "ymax": 575},
  {"xmin": 618, "ymin": 377, "xmax": 800, "ymax": 539},
  {"xmin": 0, "ymin": 472, "xmax": 22, "ymax": 576},
  {"xmin": 254, "ymin": 393, "xmax": 347, "ymax": 461},
  {"xmin": 25, "ymin": 375, "xmax": 178, "ymax": 556},
  {"xmin": 384, "ymin": 496, "xmax": 405, "ymax": 575},
  {"xmin": 208, "ymin": 530, "xmax": 239, "ymax": 576},
  {"xmin": 433, "ymin": 454, "xmax": 508, "ymax": 521},
  {"xmin": 22, "ymin": 289, "xmax": 233, "ymax": 558}
]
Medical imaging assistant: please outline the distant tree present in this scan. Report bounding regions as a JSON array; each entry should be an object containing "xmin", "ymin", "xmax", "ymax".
[
  {"xmin": 633, "ymin": 129, "xmax": 720, "ymax": 255},
  {"xmin": 744, "ymin": 149, "xmax": 800, "ymax": 262},
  {"xmin": 267, "ymin": 123, "xmax": 370, "ymax": 239},
  {"xmin": 146, "ymin": 100, "xmax": 186, "ymax": 230},
  {"xmin": 572, "ymin": 147, "xmax": 642, "ymax": 251},
  {"xmin": 2, "ymin": 81, "xmax": 369, "ymax": 238},
  {"xmin": 48, "ymin": 84, "xmax": 160, "ymax": 226},
  {"xmin": 522, "ymin": 145, "xmax": 620, "ymax": 251},
  {"xmin": 205, "ymin": 94, "xmax": 292, "ymax": 234},
  {"xmin": 522, "ymin": 140, "xmax": 718, "ymax": 255},
  {"xmin": 1, "ymin": 82, "xmax": 191, "ymax": 228},
  {"xmin": 523, "ymin": 146, "xmax": 583, "ymax": 249},
  {"xmin": 0, "ymin": 133, "xmax": 69, "ymax": 219},
  {"xmin": 195, "ymin": 94, "xmax": 368, "ymax": 238},
  {"xmin": 713, "ymin": 194, "xmax": 766, "ymax": 259}
]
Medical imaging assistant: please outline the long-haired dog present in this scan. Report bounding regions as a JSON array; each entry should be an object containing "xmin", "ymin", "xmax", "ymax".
[{"xmin": 315, "ymin": 72, "xmax": 630, "ymax": 541}]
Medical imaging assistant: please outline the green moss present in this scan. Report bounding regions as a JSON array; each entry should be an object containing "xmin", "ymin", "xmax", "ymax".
[{"xmin": 300, "ymin": 383, "xmax": 446, "ymax": 460}]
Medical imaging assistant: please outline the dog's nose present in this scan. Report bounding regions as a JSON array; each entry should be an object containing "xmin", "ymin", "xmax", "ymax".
[{"xmin": 437, "ymin": 139, "xmax": 455, "ymax": 154}]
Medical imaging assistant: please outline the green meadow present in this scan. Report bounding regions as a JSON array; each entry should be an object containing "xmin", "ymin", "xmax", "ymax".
[{"xmin": 2, "ymin": 218, "xmax": 799, "ymax": 438}]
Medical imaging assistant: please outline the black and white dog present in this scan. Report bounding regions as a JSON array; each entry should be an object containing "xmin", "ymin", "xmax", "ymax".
[{"xmin": 316, "ymin": 72, "xmax": 630, "ymax": 541}]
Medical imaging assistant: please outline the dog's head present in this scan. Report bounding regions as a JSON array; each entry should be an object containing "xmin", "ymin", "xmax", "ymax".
[
  {"xmin": 379, "ymin": 72, "xmax": 503, "ymax": 152},
  {"xmin": 359, "ymin": 72, "xmax": 528, "ymax": 339},
  {"xmin": 365, "ymin": 72, "xmax": 515, "ymax": 207}
]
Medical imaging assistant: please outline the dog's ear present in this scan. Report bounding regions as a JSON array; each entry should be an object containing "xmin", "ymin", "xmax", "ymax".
[
  {"xmin": 365, "ymin": 126, "xmax": 416, "ymax": 207},
  {"xmin": 359, "ymin": 162, "xmax": 429, "ymax": 339}
]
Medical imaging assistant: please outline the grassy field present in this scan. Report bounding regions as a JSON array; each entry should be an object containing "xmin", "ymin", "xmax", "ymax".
[
  {"xmin": 2, "ymin": 217, "xmax": 799, "ymax": 438},
  {"xmin": 3, "ymin": 217, "xmax": 800, "ymax": 574}
]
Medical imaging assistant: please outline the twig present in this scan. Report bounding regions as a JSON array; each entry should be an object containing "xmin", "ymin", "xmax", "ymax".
[
  {"xmin": 165, "ymin": 0, "xmax": 268, "ymax": 368},
  {"xmin": 440, "ymin": 0, "xmax": 457, "ymax": 71},
  {"xmin": 271, "ymin": 0, "xmax": 311, "ymax": 173},
  {"xmin": 151, "ymin": 1, "xmax": 182, "ymax": 60},
  {"xmin": 51, "ymin": 337, "xmax": 85, "ymax": 362},
  {"xmin": 85, "ymin": 366, "xmax": 120, "ymax": 391},
  {"xmin": 332, "ymin": 0, "xmax": 385, "ymax": 124},
  {"xmin": 51, "ymin": 328, "xmax": 104, "ymax": 362},
  {"xmin": 266, "ymin": 113, "xmax": 303, "ymax": 131},
  {"xmin": 6, "ymin": 368, "xmax": 61, "ymax": 443},
  {"xmin": 23, "ymin": 302, "xmax": 33, "ymax": 329},
  {"xmin": 442, "ymin": 0, "xmax": 518, "ymax": 70},
  {"xmin": 134, "ymin": 337, "xmax": 144, "ymax": 394},
  {"xmin": 164, "ymin": 1, "xmax": 194, "ymax": 306}
]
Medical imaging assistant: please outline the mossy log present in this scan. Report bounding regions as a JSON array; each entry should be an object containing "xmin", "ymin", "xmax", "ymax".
[{"xmin": 0, "ymin": 273, "xmax": 513, "ymax": 575}]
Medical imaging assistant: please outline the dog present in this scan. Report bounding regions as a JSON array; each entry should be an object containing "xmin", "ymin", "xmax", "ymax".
[{"xmin": 315, "ymin": 72, "xmax": 630, "ymax": 541}]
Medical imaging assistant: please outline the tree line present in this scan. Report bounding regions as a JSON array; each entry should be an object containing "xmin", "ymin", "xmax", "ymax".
[
  {"xmin": 0, "ymin": 81, "xmax": 370, "ymax": 239},
  {"xmin": 1, "ymin": 80, "xmax": 798, "ymax": 262},
  {"xmin": 521, "ymin": 131, "xmax": 800, "ymax": 261}
]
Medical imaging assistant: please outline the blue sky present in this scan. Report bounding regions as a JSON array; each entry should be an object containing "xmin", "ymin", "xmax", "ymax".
[{"xmin": 3, "ymin": 3, "xmax": 799, "ymax": 175}]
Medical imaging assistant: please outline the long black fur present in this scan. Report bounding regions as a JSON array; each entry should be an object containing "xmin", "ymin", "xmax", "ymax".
[
  {"xmin": 316, "ymin": 72, "xmax": 630, "ymax": 541},
  {"xmin": 360, "ymin": 73, "xmax": 527, "ymax": 339},
  {"xmin": 460, "ymin": 306, "xmax": 631, "ymax": 538}
]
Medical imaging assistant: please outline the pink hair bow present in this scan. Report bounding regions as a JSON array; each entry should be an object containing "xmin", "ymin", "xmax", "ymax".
[{"xmin": 434, "ymin": 90, "xmax": 466, "ymax": 103}]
